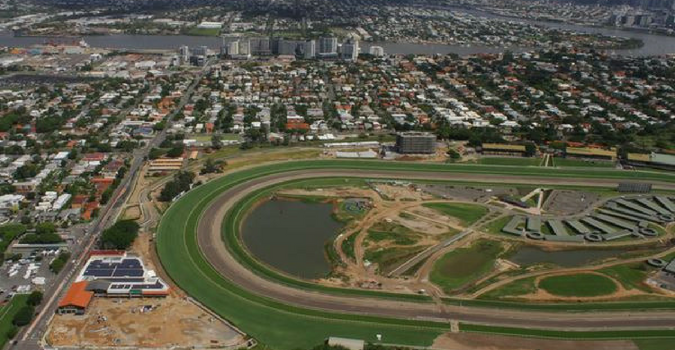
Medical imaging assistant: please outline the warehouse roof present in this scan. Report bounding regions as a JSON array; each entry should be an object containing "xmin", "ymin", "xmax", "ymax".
[
  {"xmin": 566, "ymin": 147, "xmax": 616, "ymax": 158},
  {"xmin": 482, "ymin": 143, "xmax": 526, "ymax": 151}
]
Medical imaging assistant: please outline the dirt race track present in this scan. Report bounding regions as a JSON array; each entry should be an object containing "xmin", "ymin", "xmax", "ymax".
[{"xmin": 190, "ymin": 168, "xmax": 675, "ymax": 331}]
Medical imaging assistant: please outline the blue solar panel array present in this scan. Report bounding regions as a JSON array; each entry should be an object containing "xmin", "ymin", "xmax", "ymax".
[{"xmin": 83, "ymin": 258, "xmax": 145, "ymax": 279}]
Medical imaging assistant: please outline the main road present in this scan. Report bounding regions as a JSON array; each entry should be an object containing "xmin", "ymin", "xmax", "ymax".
[
  {"xmin": 13, "ymin": 62, "xmax": 212, "ymax": 350},
  {"xmin": 191, "ymin": 167, "xmax": 675, "ymax": 331}
]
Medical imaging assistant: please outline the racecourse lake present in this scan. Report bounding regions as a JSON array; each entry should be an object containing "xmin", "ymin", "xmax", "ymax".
[
  {"xmin": 508, "ymin": 246, "xmax": 626, "ymax": 267},
  {"xmin": 241, "ymin": 199, "xmax": 343, "ymax": 279}
]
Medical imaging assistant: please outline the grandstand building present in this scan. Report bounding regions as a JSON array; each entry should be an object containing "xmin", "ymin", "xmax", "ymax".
[
  {"xmin": 480, "ymin": 143, "xmax": 527, "ymax": 157},
  {"xmin": 396, "ymin": 132, "xmax": 436, "ymax": 154}
]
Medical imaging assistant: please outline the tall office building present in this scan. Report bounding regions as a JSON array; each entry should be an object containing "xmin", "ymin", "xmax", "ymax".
[
  {"xmin": 318, "ymin": 37, "xmax": 338, "ymax": 55},
  {"xmin": 278, "ymin": 39, "xmax": 300, "ymax": 56},
  {"xmin": 341, "ymin": 39, "xmax": 359, "ymax": 61},
  {"xmin": 250, "ymin": 37, "xmax": 272, "ymax": 56},
  {"xmin": 179, "ymin": 45, "xmax": 189, "ymax": 63},
  {"xmin": 226, "ymin": 40, "xmax": 239, "ymax": 56},
  {"xmin": 304, "ymin": 40, "xmax": 316, "ymax": 59},
  {"xmin": 192, "ymin": 45, "xmax": 208, "ymax": 57}
]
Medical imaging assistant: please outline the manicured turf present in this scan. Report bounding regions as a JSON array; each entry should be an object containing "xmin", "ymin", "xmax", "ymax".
[
  {"xmin": 539, "ymin": 273, "xmax": 617, "ymax": 297},
  {"xmin": 422, "ymin": 203, "xmax": 488, "ymax": 226},
  {"xmin": 634, "ymin": 338, "xmax": 675, "ymax": 350},
  {"xmin": 482, "ymin": 215, "xmax": 513, "ymax": 235},
  {"xmin": 0, "ymin": 294, "xmax": 28, "ymax": 348},
  {"xmin": 477, "ymin": 157, "xmax": 543, "ymax": 166},
  {"xmin": 460, "ymin": 323, "xmax": 675, "ymax": 339},
  {"xmin": 479, "ymin": 277, "xmax": 537, "ymax": 300},
  {"xmin": 156, "ymin": 160, "xmax": 675, "ymax": 348},
  {"xmin": 552, "ymin": 158, "xmax": 615, "ymax": 168},
  {"xmin": 430, "ymin": 240, "xmax": 503, "ymax": 293},
  {"xmin": 599, "ymin": 263, "xmax": 653, "ymax": 292},
  {"xmin": 185, "ymin": 27, "xmax": 220, "ymax": 36}
]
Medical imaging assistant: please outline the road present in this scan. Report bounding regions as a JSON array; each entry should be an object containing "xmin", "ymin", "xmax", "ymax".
[
  {"xmin": 193, "ymin": 168, "xmax": 675, "ymax": 332},
  {"xmin": 11, "ymin": 63, "xmax": 211, "ymax": 350}
]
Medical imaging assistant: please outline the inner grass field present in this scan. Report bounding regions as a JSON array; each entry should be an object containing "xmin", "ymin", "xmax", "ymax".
[
  {"xmin": 538, "ymin": 273, "xmax": 618, "ymax": 297},
  {"xmin": 430, "ymin": 240, "xmax": 503, "ymax": 293},
  {"xmin": 422, "ymin": 202, "xmax": 489, "ymax": 226}
]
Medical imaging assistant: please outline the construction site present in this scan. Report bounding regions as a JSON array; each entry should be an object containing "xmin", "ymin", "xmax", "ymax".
[{"xmin": 241, "ymin": 178, "xmax": 675, "ymax": 303}]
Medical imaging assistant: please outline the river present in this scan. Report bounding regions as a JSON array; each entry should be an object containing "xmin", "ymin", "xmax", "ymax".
[{"xmin": 1, "ymin": 8, "xmax": 675, "ymax": 56}]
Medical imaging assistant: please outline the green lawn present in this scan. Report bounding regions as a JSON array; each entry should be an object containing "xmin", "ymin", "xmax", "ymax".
[
  {"xmin": 185, "ymin": 27, "xmax": 220, "ymax": 36},
  {"xmin": 539, "ymin": 273, "xmax": 617, "ymax": 297},
  {"xmin": 477, "ymin": 157, "xmax": 542, "ymax": 167},
  {"xmin": 482, "ymin": 216, "xmax": 513, "ymax": 235},
  {"xmin": 552, "ymin": 157, "xmax": 615, "ymax": 168},
  {"xmin": 461, "ymin": 323, "xmax": 675, "ymax": 339},
  {"xmin": 367, "ymin": 222, "xmax": 420, "ymax": 246},
  {"xmin": 0, "ymin": 224, "xmax": 26, "ymax": 261},
  {"xmin": 430, "ymin": 240, "xmax": 503, "ymax": 293},
  {"xmin": 479, "ymin": 277, "xmax": 537, "ymax": 300},
  {"xmin": 599, "ymin": 263, "xmax": 653, "ymax": 292},
  {"xmin": 423, "ymin": 203, "xmax": 488, "ymax": 226},
  {"xmin": 0, "ymin": 294, "xmax": 28, "ymax": 348},
  {"xmin": 634, "ymin": 339, "xmax": 675, "ymax": 350}
]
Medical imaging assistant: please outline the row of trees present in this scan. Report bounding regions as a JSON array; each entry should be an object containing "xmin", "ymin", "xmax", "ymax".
[{"xmin": 159, "ymin": 171, "xmax": 195, "ymax": 202}]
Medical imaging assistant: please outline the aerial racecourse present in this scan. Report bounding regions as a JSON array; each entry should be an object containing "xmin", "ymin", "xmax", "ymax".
[{"xmin": 156, "ymin": 160, "xmax": 675, "ymax": 349}]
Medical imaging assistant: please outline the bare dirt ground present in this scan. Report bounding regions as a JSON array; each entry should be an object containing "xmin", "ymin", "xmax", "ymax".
[
  {"xmin": 120, "ymin": 205, "xmax": 141, "ymax": 221},
  {"xmin": 391, "ymin": 214, "xmax": 451, "ymax": 235},
  {"xmin": 45, "ymin": 161, "xmax": 248, "ymax": 349},
  {"xmin": 279, "ymin": 187, "xmax": 377, "ymax": 200},
  {"xmin": 374, "ymin": 184, "xmax": 432, "ymax": 201},
  {"xmin": 47, "ymin": 295, "xmax": 244, "ymax": 348},
  {"xmin": 432, "ymin": 333, "xmax": 639, "ymax": 350}
]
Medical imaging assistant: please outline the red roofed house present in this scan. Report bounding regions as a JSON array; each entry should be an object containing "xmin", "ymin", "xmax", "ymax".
[
  {"xmin": 57, "ymin": 281, "xmax": 94, "ymax": 315},
  {"xmin": 82, "ymin": 152, "xmax": 106, "ymax": 162}
]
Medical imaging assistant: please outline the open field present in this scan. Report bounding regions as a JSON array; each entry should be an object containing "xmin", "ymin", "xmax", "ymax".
[
  {"xmin": 430, "ymin": 240, "xmax": 503, "ymax": 293},
  {"xmin": 156, "ymin": 160, "xmax": 675, "ymax": 349},
  {"xmin": 552, "ymin": 158, "xmax": 615, "ymax": 168},
  {"xmin": 538, "ymin": 273, "xmax": 618, "ymax": 297},
  {"xmin": 0, "ymin": 294, "xmax": 27, "ymax": 348},
  {"xmin": 184, "ymin": 27, "xmax": 220, "ymax": 36},
  {"xmin": 422, "ymin": 202, "xmax": 488, "ymax": 226},
  {"xmin": 460, "ymin": 323, "xmax": 675, "ymax": 340},
  {"xmin": 476, "ymin": 157, "xmax": 543, "ymax": 166}
]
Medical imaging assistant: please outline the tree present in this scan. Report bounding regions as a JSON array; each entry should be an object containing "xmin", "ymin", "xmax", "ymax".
[
  {"xmin": 159, "ymin": 171, "xmax": 195, "ymax": 202},
  {"xmin": 525, "ymin": 142, "xmax": 537, "ymax": 157},
  {"xmin": 200, "ymin": 159, "xmax": 224, "ymax": 175},
  {"xmin": 27, "ymin": 291, "xmax": 43, "ymax": 306},
  {"xmin": 211, "ymin": 134, "xmax": 223, "ymax": 150},
  {"xmin": 35, "ymin": 222, "xmax": 56, "ymax": 235},
  {"xmin": 447, "ymin": 149, "xmax": 461, "ymax": 161},
  {"xmin": 100, "ymin": 220, "xmax": 140, "ymax": 250},
  {"xmin": 12, "ymin": 305, "xmax": 34, "ymax": 326},
  {"xmin": 166, "ymin": 144, "xmax": 185, "ymax": 158}
]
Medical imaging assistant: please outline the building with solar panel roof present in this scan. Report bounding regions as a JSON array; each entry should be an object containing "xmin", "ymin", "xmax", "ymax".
[{"xmin": 76, "ymin": 251, "xmax": 169, "ymax": 297}]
